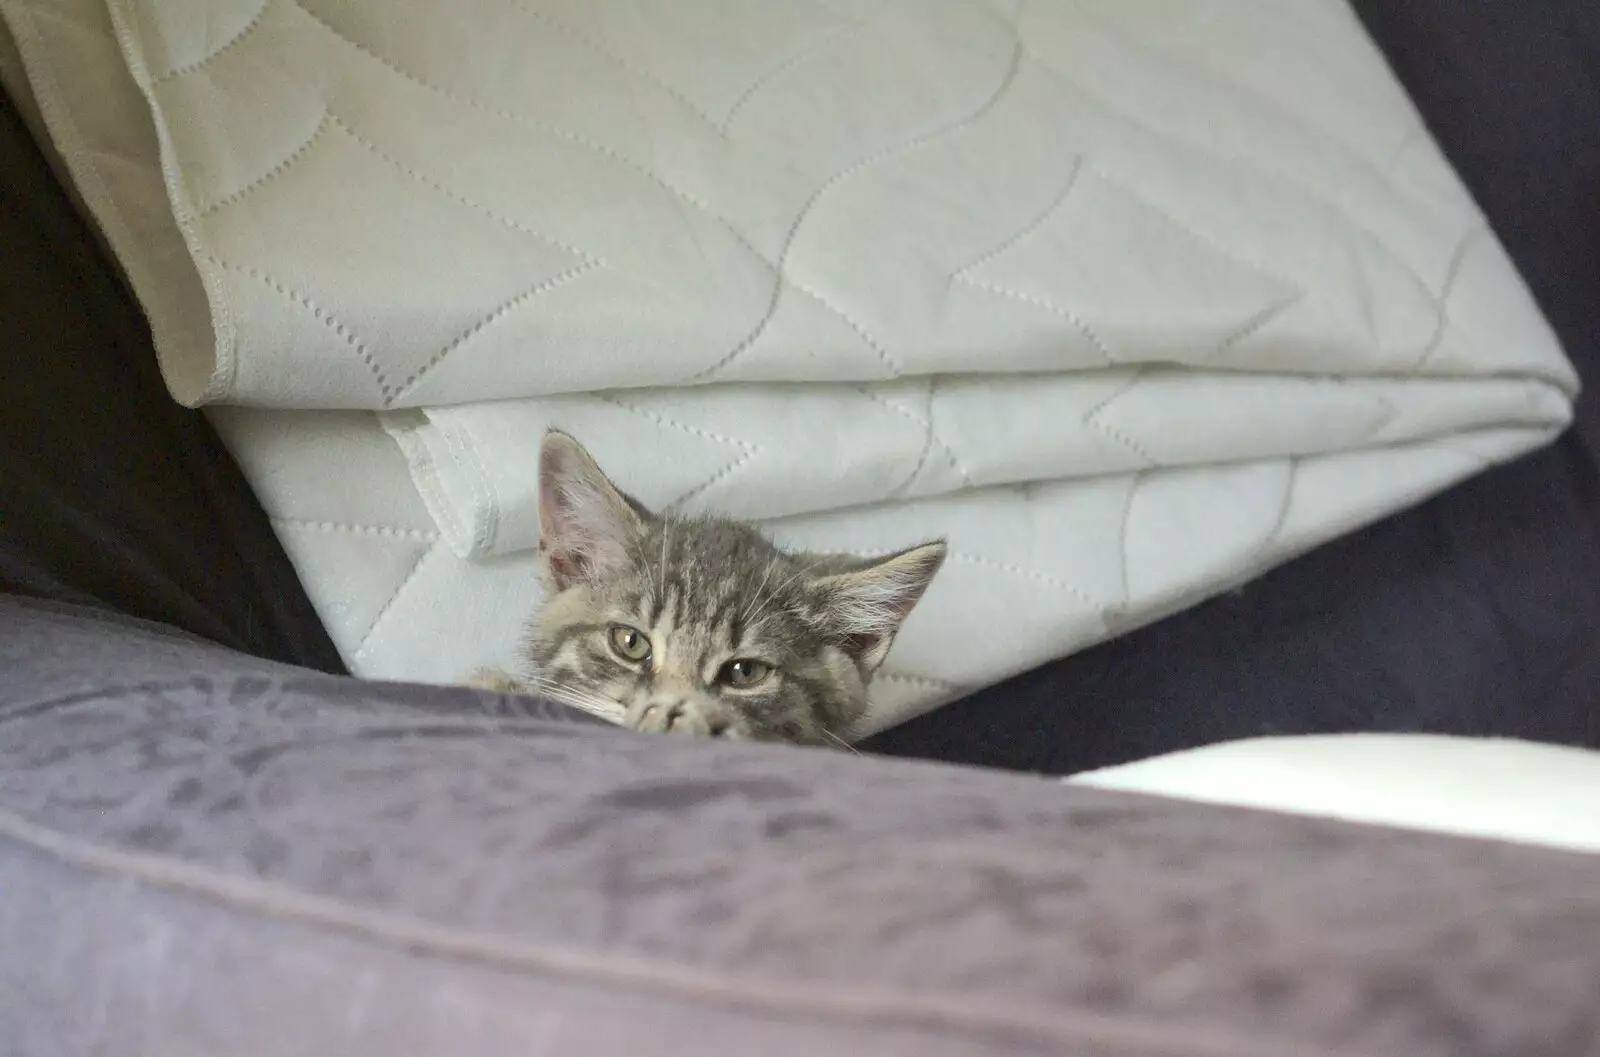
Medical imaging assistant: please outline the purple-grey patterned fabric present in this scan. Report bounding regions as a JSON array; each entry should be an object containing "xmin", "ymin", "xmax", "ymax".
[{"xmin": 4, "ymin": 594, "xmax": 1600, "ymax": 1057}]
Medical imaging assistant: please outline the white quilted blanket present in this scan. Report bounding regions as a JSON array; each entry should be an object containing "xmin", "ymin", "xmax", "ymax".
[{"xmin": 1, "ymin": 0, "xmax": 1576, "ymax": 732}]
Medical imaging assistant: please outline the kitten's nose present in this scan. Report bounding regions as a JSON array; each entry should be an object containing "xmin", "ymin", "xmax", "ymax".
[
  {"xmin": 629, "ymin": 697, "xmax": 681, "ymax": 731},
  {"xmin": 631, "ymin": 698, "xmax": 732, "ymax": 738},
  {"xmin": 667, "ymin": 704, "xmax": 734, "ymax": 738}
]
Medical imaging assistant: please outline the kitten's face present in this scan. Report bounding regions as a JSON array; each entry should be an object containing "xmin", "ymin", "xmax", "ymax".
[{"xmin": 524, "ymin": 431, "xmax": 946, "ymax": 746}]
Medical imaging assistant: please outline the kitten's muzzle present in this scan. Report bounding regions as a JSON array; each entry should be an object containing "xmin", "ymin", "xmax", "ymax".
[{"xmin": 628, "ymin": 697, "xmax": 740, "ymax": 739}]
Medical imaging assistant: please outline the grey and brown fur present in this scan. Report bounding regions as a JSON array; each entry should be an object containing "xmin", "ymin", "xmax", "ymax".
[{"xmin": 470, "ymin": 430, "xmax": 946, "ymax": 747}]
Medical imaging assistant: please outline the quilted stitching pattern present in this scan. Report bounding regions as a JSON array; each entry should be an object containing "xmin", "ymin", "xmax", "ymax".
[
  {"xmin": 105, "ymin": 0, "xmax": 1574, "ymax": 400},
  {"xmin": 0, "ymin": 0, "xmax": 1576, "ymax": 731}
]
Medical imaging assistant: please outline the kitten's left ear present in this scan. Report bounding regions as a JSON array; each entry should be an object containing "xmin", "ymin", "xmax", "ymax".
[
  {"xmin": 538, "ymin": 430, "xmax": 647, "ymax": 591},
  {"xmin": 812, "ymin": 541, "xmax": 947, "ymax": 672}
]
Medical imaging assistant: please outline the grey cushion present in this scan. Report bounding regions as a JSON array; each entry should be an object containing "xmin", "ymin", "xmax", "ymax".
[{"xmin": 4, "ymin": 593, "xmax": 1600, "ymax": 1057}]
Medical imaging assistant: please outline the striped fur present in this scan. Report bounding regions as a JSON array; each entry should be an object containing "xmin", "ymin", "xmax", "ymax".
[{"xmin": 504, "ymin": 431, "xmax": 945, "ymax": 746}]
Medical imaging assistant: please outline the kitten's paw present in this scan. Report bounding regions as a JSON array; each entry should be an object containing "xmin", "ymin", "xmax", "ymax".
[{"xmin": 465, "ymin": 667, "xmax": 531, "ymax": 695}]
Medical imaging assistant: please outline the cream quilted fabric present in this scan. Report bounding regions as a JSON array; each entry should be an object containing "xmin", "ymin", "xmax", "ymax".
[{"xmin": 0, "ymin": 0, "xmax": 1576, "ymax": 731}]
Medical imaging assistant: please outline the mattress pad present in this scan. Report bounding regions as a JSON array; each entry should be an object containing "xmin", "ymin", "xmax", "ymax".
[{"xmin": 0, "ymin": 0, "xmax": 1576, "ymax": 732}]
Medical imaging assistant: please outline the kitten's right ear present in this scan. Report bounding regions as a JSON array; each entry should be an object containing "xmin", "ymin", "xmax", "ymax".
[
  {"xmin": 811, "ymin": 540, "xmax": 947, "ymax": 673},
  {"xmin": 538, "ymin": 430, "xmax": 645, "ymax": 591}
]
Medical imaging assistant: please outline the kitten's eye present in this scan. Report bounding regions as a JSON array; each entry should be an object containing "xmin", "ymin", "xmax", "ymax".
[
  {"xmin": 608, "ymin": 625, "xmax": 652, "ymax": 664},
  {"xmin": 721, "ymin": 659, "xmax": 772, "ymax": 688}
]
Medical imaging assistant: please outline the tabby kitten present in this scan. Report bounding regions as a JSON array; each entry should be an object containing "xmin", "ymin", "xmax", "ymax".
[{"xmin": 472, "ymin": 430, "xmax": 946, "ymax": 747}]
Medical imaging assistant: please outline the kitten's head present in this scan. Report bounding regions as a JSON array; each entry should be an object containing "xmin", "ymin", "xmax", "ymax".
[{"xmin": 526, "ymin": 430, "xmax": 945, "ymax": 746}]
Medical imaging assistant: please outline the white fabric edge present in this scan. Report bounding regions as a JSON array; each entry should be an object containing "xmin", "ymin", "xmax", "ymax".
[
  {"xmin": 0, "ymin": 0, "xmax": 221, "ymax": 405},
  {"xmin": 1070, "ymin": 734, "xmax": 1600, "ymax": 856},
  {"xmin": 380, "ymin": 410, "xmax": 488, "ymax": 559}
]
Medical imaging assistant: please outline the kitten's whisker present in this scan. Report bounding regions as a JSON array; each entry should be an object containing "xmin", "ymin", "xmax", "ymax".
[
  {"xmin": 548, "ymin": 695, "xmax": 626, "ymax": 722},
  {"xmin": 535, "ymin": 690, "xmax": 615, "ymax": 716},
  {"xmin": 744, "ymin": 557, "xmax": 830, "ymax": 633},
  {"xmin": 738, "ymin": 558, "xmax": 777, "ymax": 627},
  {"xmin": 515, "ymin": 676, "xmax": 626, "ymax": 722},
  {"xmin": 521, "ymin": 678, "xmax": 607, "ymax": 701},
  {"xmin": 820, "ymin": 729, "xmax": 862, "ymax": 756},
  {"xmin": 744, "ymin": 561, "xmax": 803, "ymax": 630},
  {"xmin": 637, "ymin": 542, "xmax": 658, "ymax": 604},
  {"xmin": 523, "ymin": 681, "xmax": 616, "ymax": 710}
]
